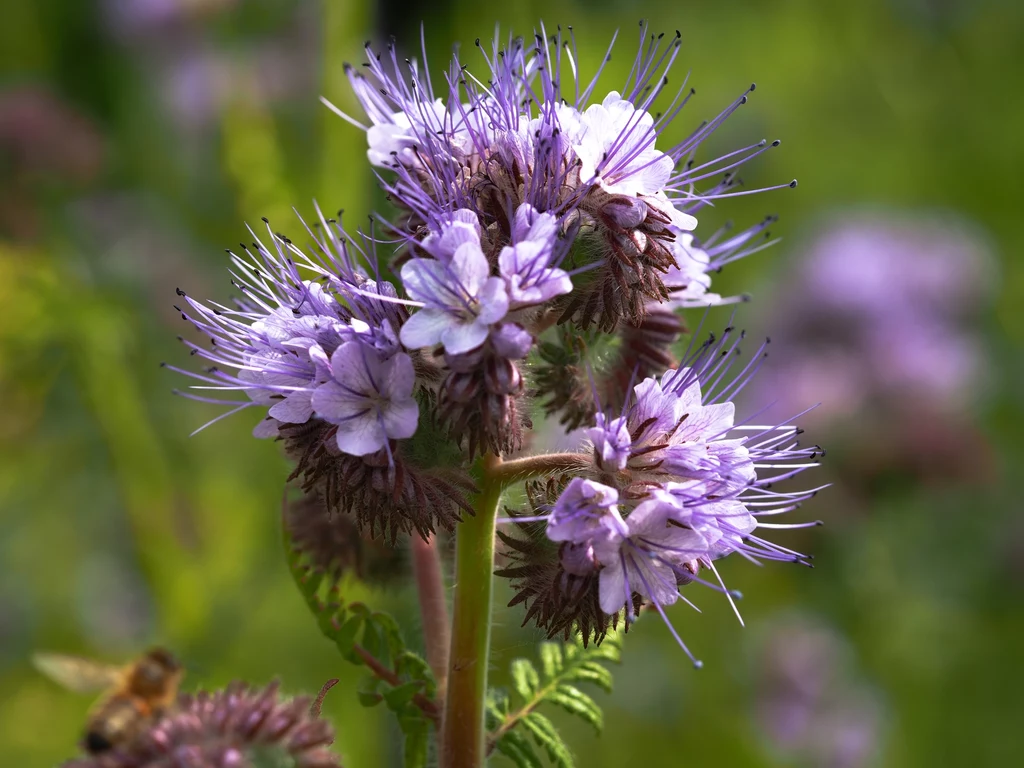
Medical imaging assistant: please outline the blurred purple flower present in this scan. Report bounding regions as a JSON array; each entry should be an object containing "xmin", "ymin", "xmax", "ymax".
[
  {"xmin": 755, "ymin": 617, "xmax": 884, "ymax": 768},
  {"xmin": 750, "ymin": 213, "xmax": 995, "ymax": 427}
]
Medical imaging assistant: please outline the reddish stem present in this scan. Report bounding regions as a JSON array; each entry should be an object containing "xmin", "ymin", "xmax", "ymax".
[{"xmin": 411, "ymin": 533, "xmax": 451, "ymax": 697}]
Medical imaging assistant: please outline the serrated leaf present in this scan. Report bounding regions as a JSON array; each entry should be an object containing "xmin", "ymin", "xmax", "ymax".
[
  {"xmin": 538, "ymin": 642, "xmax": 563, "ymax": 679},
  {"xmin": 371, "ymin": 610, "xmax": 405, "ymax": 660},
  {"xmin": 396, "ymin": 651, "xmax": 435, "ymax": 697},
  {"xmin": 548, "ymin": 684, "xmax": 602, "ymax": 732},
  {"xmin": 382, "ymin": 680, "xmax": 425, "ymax": 711},
  {"xmin": 495, "ymin": 729, "xmax": 544, "ymax": 768},
  {"xmin": 510, "ymin": 658, "xmax": 540, "ymax": 699},
  {"xmin": 333, "ymin": 615, "xmax": 363, "ymax": 659},
  {"xmin": 522, "ymin": 712, "xmax": 574, "ymax": 768},
  {"xmin": 488, "ymin": 688, "xmax": 511, "ymax": 717},
  {"xmin": 361, "ymin": 619, "xmax": 384, "ymax": 660}
]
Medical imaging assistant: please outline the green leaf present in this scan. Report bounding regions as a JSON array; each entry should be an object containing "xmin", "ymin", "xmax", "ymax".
[
  {"xmin": 396, "ymin": 651, "xmax": 436, "ymax": 699},
  {"xmin": 486, "ymin": 631, "xmax": 623, "ymax": 760},
  {"xmin": 511, "ymin": 658, "xmax": 540, "ymax": 699},
  {"xmin": 538, "ymin": 642, "xmax": 563, "ymax": 679},
  {"xmin": 567, "ymin": 661, "xmax": 614, "ymax": 693},
  {"xmin": 382, "ymin": 680, "xmax": 425, "ymax": 711},
  {"xmin": 495, "ymin": 728, "xmax": 544, "ymax": 768},
  {"xmin": 548, "ymin": 684, "xmax": 603, "ymax": 732},
  {"xmin": 333, "ymin": 615, "xmax": 363, "ymax": 660},
  {"xmin": 522, "ymin": 712, "xmax": 574, "ymax": 768}
]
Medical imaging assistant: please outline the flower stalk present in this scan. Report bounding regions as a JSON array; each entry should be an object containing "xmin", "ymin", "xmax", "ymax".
[
  {"xmin": 441, "ymin": 453, "xmax": 503, "ymax": 768},
  {"xmin": 411, "ymin": 533, "xmax": 450, "ymax": 697},
  {"xmin": 490, "ymin": 452, "xmax": 592, "ymax": 487}
]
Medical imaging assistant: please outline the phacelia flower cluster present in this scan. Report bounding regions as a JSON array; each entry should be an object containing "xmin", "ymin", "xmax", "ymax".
[
  {"xmin": 171, "ymin": 20, "xmax": 822, "ymax": 662},
  {"xmin": 497, "ymin": 327, "xmax": 825, "ymax": 661}
]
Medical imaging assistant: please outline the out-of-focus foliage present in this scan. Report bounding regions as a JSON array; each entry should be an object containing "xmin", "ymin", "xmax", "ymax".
[{"xmin": 1, "ymin": 0, "xmax": 1020, "ymax": 767}]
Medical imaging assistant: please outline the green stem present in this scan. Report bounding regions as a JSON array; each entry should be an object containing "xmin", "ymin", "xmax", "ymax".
[{"xmin": 441, "ymin": 453, "xmax": 503, "ymax": 768}]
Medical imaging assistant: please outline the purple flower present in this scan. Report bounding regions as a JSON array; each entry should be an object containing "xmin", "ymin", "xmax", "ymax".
[
  {"xmin": 570, "ymin": 92, "xmax": 696, "ymax": 232},
  {"xmin": 593, "ymin": 495, "xmax": 707, "ymax": 619},
  {"xmin": 547, "ymin": 478, "xmax": 626, "ymax": 545},
  {"xmin": 662, "ymin": 232, "xmax": 716, "ymax": 307},
  {"xmin": 747, "ymin": 212, "xmax": 995, "ymax": 429},
  {"xmin": 365, "ymin": 98, "xmax": 450, "ymax": 168},
  {"xmin": 498, "ymin": 203, "xmax": 573, "ymax": 307},
  {"xmin": 332, "ymin": 25, "xmax": 793, "ymax": 332},
  {"xmin": 417, "ymin": 208, "xmax": 483, "ymax": 262},
  {"xmin": 515, "ymin": 326, "xmax": 824, "ymax": 661},
  {"xmin": 400, "ymin": 215, "xmax": 509, "ymax": 355},
  {"xmin": 586, "ymin": 413, "xmax": 632, "ymax": 472},
  {"xmin": 310, "ymin": 340, "xmax": 419, "ymax": 456},
  {"xmin": 755, "ymin": 619, "xmax": 884, "ymax": 768},
  {"xmin": 171, "ymin": 216, "xmax": 409, "ymax": 438}
]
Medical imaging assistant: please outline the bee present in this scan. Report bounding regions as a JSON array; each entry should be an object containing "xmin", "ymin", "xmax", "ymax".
[{"xmin": 33, "ymin": 647, "xmax": 183, "ymax": 754}]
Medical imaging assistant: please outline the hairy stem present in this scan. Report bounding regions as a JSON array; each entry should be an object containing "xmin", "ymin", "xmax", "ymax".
[
  {"xmin": 441, "ymin": 452, "xmax": 503, "ymax": 768},
  {"xmin": 411, "ymin": 533, "xmax": 450, "ymax": 698},
  {"xmin": 490, "ymin": 452, "xmax": 589, "ymax": 487}
]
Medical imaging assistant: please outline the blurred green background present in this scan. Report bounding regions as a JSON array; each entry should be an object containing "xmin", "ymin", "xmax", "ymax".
[{"xmin": 1, "ymin": 0, "xmax": 1022, "ymax": 765}]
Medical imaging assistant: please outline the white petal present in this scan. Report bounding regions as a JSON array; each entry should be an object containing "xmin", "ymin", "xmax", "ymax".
[
  {"xmin": 679, "ymin": 402, "xmax": 735, "ymax": 441},
  {"xmin": 400, "ymin": 309, "xmax": 451, "ymax": 350},
  {"xmin": 335, "ymin": 413, "xmax": 387, "ymax": 456},
  {"xmin": 400, "ymin": 258, "xmax": 451, "ymax": 304},
  {"xmin": 441, "ymin": 320, "xmax": 489, "ymax": 355},
  {"xmin": 476, "ymin": 278, "xmax": 509, "ymax": 324}
]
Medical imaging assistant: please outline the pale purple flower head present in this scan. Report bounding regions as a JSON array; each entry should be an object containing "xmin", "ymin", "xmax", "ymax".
[
  {"xmin": 169, "ymin": 215, "xmax": 413, "ymax": 444},
  {"xmin": 330, "ymin": 24, "xmax": 795, "ymax": 332},
  {"xmin": 748, "ymin": 212, "xmax": 994, "ymax": 426},
  {"xmin": 529, "ymin": 326, "xmax": 824, "ymax": 664},
  {"xmin": 400, "ymin": 211, "xmax": 509, "ymax": 355}
]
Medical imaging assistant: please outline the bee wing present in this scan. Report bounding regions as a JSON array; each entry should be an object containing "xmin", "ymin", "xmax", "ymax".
[{"xmin": 32, "ymin": 653, "xmax": 125, "ymax": 694}]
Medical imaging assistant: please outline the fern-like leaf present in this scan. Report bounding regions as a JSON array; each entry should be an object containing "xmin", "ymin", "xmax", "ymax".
[
  {"xmin": 487, "ymin": 631, "xmax": 623, "ymax": 767},
  {"xmin": 283, "ymin": 506, "xmax": 438, "ymax": 767}
]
